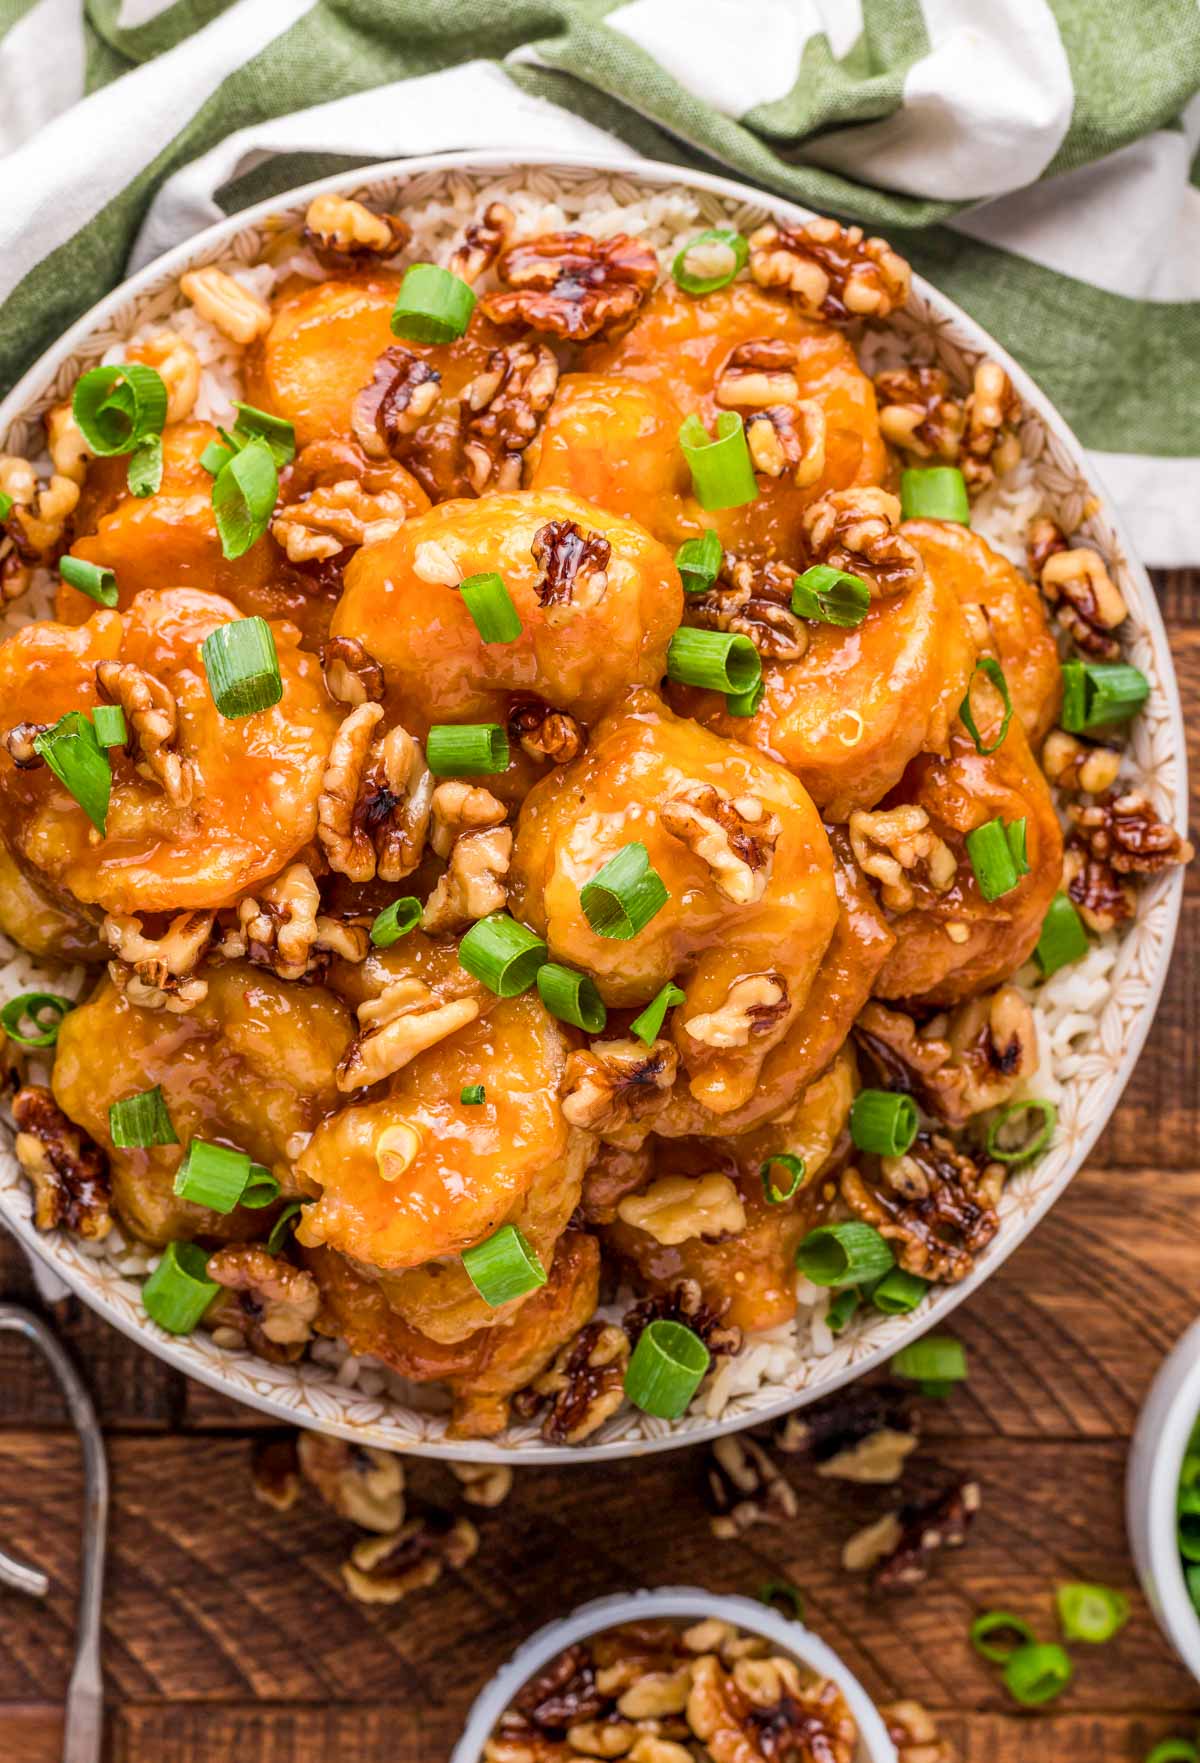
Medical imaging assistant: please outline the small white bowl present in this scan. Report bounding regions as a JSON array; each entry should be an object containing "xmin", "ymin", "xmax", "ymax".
[
  {"xmin": 450, "ymin": 1585, "xmax": 897, "ymax": 1763},
  {"xmin": 1127, "ymin": 1316, "xmax": 1200, "ymax": 1681}
]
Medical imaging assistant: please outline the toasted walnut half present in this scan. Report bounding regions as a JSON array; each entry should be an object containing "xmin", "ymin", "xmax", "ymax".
[
  {"xmin": 854, "ymin": 986, "xmax": 1036, "ymax": 1128},
  {"xmin": 206, "ymin": 1246, "xmax": 320, "ymax": 1364},
  {"xmin": 95, "ymin": 660, "xmax": 195, "ymax": 807},
  {"xmin": 849, "ymin": 805, "xmax": 956, "ymax": 913},
  {"xmin": 482, "ymin": 231, "xmax": 658, "ymax": 340},
  {"xmin": 625, "ymin": 1280, "xmax": 743, "ymax": 1362},
  {"xmin": 320, "ymin": 635, "xmax": 385, "ymax": 707},
  {"xmin": 617, "ymin": 1172, "xmax": 746, "ymax": 1246},
  {"xmin": 449, "ymin": 1461, "xmax": 514, "ymax": 1508},
  {"xmin": 688, "ymin": 553, "xmax": 808, "ymax": 662},
  {"xmin": 689, "ymin": 1650, "xmax": 857, "ymax": 1763},
  {"xmin": 422, "ymin": 825, "xmax": 513, "ymax": 933},
  {"xmin": 102, "ymin": 909, "xmax": 213, "ymax": 1012},
  {"xmin": 0, "ymin": 459, "xmax": 79, "ymax": 601},
  {"xmin": 705, "ymin": 1434, "xmax": 798, "ymax": 1542},
  {"xmin": 560, "ymin": 1037, "xmax": 679, "ymax": 1137},
  {"xmin": 842, "ymin": 1134, "xmax": 1002, "ymax": 1283},
  {"xmin": 216, "ymin": 863, "xmax": 369, "ymax": 980},
  {"xmin": 532, "ymin": 518, "xmax": 612, "ymax": 627},
  {"xmin": 250, "ymin": 1436, "xmax": 302, "ymax": 1513},
  {"xmin": 317, "ymin": 703, "xmax": 434, "ymax": 883},
  {"xmin": 448, "ymin": 201, "xmax": 515, "ymax": 284},
  {"xmin": 513, "ymin": 1320, "xmax": 630, "ymax": 1446},
  {"xmin": 1039, "ymin": 544, "xmax": 1128, "ymax": 659},
  {"xmin": 1041, "ymin": 729, "xmax": 1121, "ymax": 796},
  {"xmin": 661, "ymin": 785, "xmax": 780, "ymax": 906},
  {"xmin": 302, "ymin": 193, "xmax": 410, "ymax": 271},
  {"xmin": 45, "ymin": 402, "xmax": 94, "ymax": 486},
  {"xmin": 429, "ymin": 779, "xmax": 508, "ymax": 859},
  {"xmin": 748, "ymin": 216, "xmax": 910, "ymax": 323},
  {"xmin": 881, "ymin": 1700, "xmax": 956, "ymax": 1763},
  {"xmin": 683, "ymin": 973, "xmax": 788, "ymax": 1051},
  {"xmin": 296, "ymin": 1431, "xmax": 405, "ymax": 1531},
  {"xmin": 337, "ymin": 977, "xmax": 480, "ymax": 1092},
  {"xmin": 745, "ymin": 401, "xmax": 827, "ymax": 489},
  {"xmin": 1026, "ymin": 514, "xmax": 1068, "ymax": 579},
  {"xmin": 802, "ymin": 488, "xmax": 922, "ymax": 597},
  {"xmin": 342, "ymin": 1511, "xmax": 478, "ymax": 1605},
  {"xmin": 1063, "ymin": 838, "xmax": 1134, "ymax": 934},
  {"xmin": 715, "ymin": 339, "xmax": 803, "ymax": 410},
  {"xmin": 777, "ymin": 1381, "xmax": 920, "ymax": 1485},
  {"xmin": 462, "ymin": 342, "xmax": 560, "ymax": 494},
  {"xmin": 873, "ymin": 365, "xmax": 966, "ymax": 465},
  {"xmin": 961, "ymin": 359, "xmax": 1022, "ymax": 494},
  {"xmin": 12, "ymin": 1085, "xmax": 111, "ymax": 1239},
  {"xmin": 844, "ymin": 1477, "xmax": 981, "ymax": 1591},
  {"xmin": 508, "ymin": 697, "xmax": 585, "ymax": 766},
  {"xmin": 1068, "ymin": 792, "xmax": 1194, "ymax": 877},
  {"xmin": 273, "ymin": 473, "xmax": 409, "ymax": 563},
  {"xmin": 352, "ymin": 347, "xmax": 442, "ymax": 462}
]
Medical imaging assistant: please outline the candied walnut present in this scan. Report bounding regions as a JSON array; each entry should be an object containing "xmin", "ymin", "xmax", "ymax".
[
  {"xmin": 4, "ymin": 721, "xmax": 46, "ymax": 768},
  {"xmin": 515, "ymin": 1641, "xmax": 607, "ymax": 1729},
  {"xmin": 849, "ymin": 805, "xmax": 956, "ymax": 914},
  {"xmin": 449, "ymin": 200, "xmax": 515, "ymax": 284},
  {"xmin": 482, "ymin": 231, "xmax": 658, "ymax": 341},
  {"xmin": 95, "ymin": 659, "xmax": 195, "ymax": 808},
  {"xmin": 682, "ymin": 973, "xmax": 787, "ymax": 1051},
  {"xmin": 102, "ymin": 908, "xmax": 213, "ymax": 1013},
  {"xmin": 302, "ymin": 193, "xmax": 409, "ymax": 271},
  {"xmin": 296, "ymin": 1431, "xmax": 404, "ymax": 1531},
  {"xmin": 352, "ymin": 346, "xmax": 442, "ymax": 460},
  {"xmin": 706, "ymin": 1435, "xmax": 798, "ymax": 1540},
  {"xmin": 1063, "ymin": 838, "xmax": 1134, "ymax": 934},
  {"xmin": 0, "ymin": 464, "xmax": 80, "ymax": 596},
  {"xmin": 801, "ymin": 488, "xmax": 922, "ymax": 597},
  {"xmin": 618, "ymin": 1666, "xmax": 691, "ymax": 1720},
  {"xmin": 1025, "ymin": 515, "xmax": 1068, "ymax": 581},
  {"xmin": 46, "ymin": 402, "xmax": 94, "ymax": 486},
  {"xmin": 342, "ymin": 1510, "xmax": 478, "ymax": 1605},
  {"xmin": 1039, "ymin": 544, "xmax": 1128, "ymax": 659},
  {"xmin": 509, "ymin": 697, "xmax": 585, "ymax": 766},
  {"xmin": 462, "ymin": 342, "xmax": 560, "ymax": 494},
  {"xmin": 881, "ymin": 1701, "xmax": 955, "ymax": 1763},
  {"xmin": 250, "ymin": 1435, "xmax": 301, "ymax": 1512},
  {"xmin": 748, "ymin": 215, "xmax": 910, "ymax": 323},
  {"xmin": 429, "ymin": 779, "xmax": 508, "ymax": 859},
  {"xmin": 873, "ymin": 365, "xmax": 965, "ymax": 465},
  {"xmin": 565, "ymin": 1715, "xmax": 639, "ymax": 1757},
  {"xmin": 617, "ymin": 1172, "xmax": 746, "ymax": 1245},
  {"xmin": 689, "ymin": 553, "xmax": 808, "ymax": 663},
  {"xmin": 216, "ymin": 862, "xmax": 368, "ymax": 980},
  {"xmin": 206, "ymin": 1245, "xmax": 320, "ymax": 1363},
  {"xmin": 960, "ymin": 360, "xmax": 1022, "ymax": 495},
  {"xmin": 450, "ymin": 1461, "xmax": 513, "ymax": 1508},
  {"xmin": 745, "ymin": 402, "xmax": 827, "ymax": 489},
  {"xmin": 320, "ymin": 635, "xmax": 384, "ymax": 707},
  {"xmin": 688, "ymin": 1650, "xmax": 857, "ymax": 1763},
  {"xmin": 662, "ymin": 784, "xmax": 781, "ymax": 906},
  {"xmin": 776, "ymin": 1382, "xmax": 920, "ymax": 1485},
  {"xmin": 532, "ymin": 518, "xmax": 612, "ymax": 626},
  {"xmin": 841, "ymin": 1134, "xmax": 1002, "ymax": 1283},
  {"xmin": 514, "ymin": 1320, "xmax": 630, "ymax": 1445},
  {"xmin": 180, "ymin": 266, "xmax": 270, "ymax": 345},
  {"xmin": 1068, "ymin": 790, "xmax": 1194, "ymax": 876},
  {"xmin": 337, "ymin": 976, "xmax": 480, "ymax": 1092},
  {"xmin": 273, "ymin": 473, "xmax": 409, "ymax": 562},
  {"xmin": 854, "ymin": 986, "xmax": 1035, "ymax": 1128},
  {"xmin": 560, "ymin": 1037, "xmax": 679, "ymax": 1135},
  {"xmin": 1041, "ymin": 728, "xmax": 1121, "ymax": 796},
  {"xmin": 624, "ymin": 1280, "xmax": 743, "ymax": 1361},
  {"xmin": 317, "ymin": 703, "xmax": 434, "ymax": 884},
  {"xmin": 715, "ymin": 339, "xmax": 803, "ymax": 410},
  {"xmin": 12, "ymin": 1085, "xmax": 111, "ymax": 1240},
  {"xmin": 422, "ymin": 824, "xmax": 513, "ymax": 932},
  {"xmin": 844, "ymin": 1478, "xmax": 981, "ymax": 1591}
]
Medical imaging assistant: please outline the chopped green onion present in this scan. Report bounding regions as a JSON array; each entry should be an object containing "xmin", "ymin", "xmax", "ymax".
[
  {"xmin": 458, "ymin": 913, "xmax": 547, "ymax": 997},
  {"xmin": 827, "ymin": 1288, "xmax": 860, "ymax": 1335},
  {"xmin": 0, "ymin": 492, "xmax": 12, "ymax": 523},
  {"xmin": 970, "ymin": 1610, "xmax": 1038, "ymax": 1664},
  {"xmin": 850, "ymin": 1089, "xmax": 918, "ymax": 1157},
  {"xmin": 141, "ymin": 1241, "xmax": 218, "ymax": 1335},
  {"xmin": 757, "ymin": 1579, "xmax": 805, "ymax": 1621},
  {"xmin": 667, "ymin": 626, "xmax": 761, "ymax": 696},
  {"xmin": 675, "ymin": 530, "xmax": 722, "ymax": 594},
  {"xmin": 1035, "ymin": 891, "xmax": 1089, "ymax": 977},
  {"xmin": 1061, "ymin": 658, "xmax": 1150, "ymax": 733},
  {"xmin": 200, "ymin": 439, "xmax": 235, "ymax": 476},
  {"xmin": 59, "ymin": 555, "xmax": 118, "ymax": 608},
  {"xmin": 959, "ymin": 656, "xmax": 1013, "ymax": 755},
  {"xmin": 966, "ymin": 816, "xmax": 1022, "ymax": 901},
  {"xmin": 231, "ymin": 402, "xmax": 295, "ymax": 466},
  {"xmin": 391, "ymin": 263, "xmax": 476, "ymax": 343},
  {"xmin": 72, "ymin": 362, "xmax": 167, "ymax": 458},
  {"xmin": 462, "ymin": 1223, "xmax": 546, "ymax": 1307},
  {"xmin": 678, "ymin": 412, "xmax": 758, "ymax": 511},
  {"xmin": 1144, "ymin": 1743, "xmax": 1200, "ymax": 1763},
  {"xmin": 460, "ymin": 1084, "xmax": 486, "ymax": 1106},
  {"xmin": 892, "ymin": 1335, "xmax": 968, "ymax": 1385},
  {"xmin": 919, "ymin": 1380, "xmax": 958, "ymax": 1400},
  {"xmin": 34, "ymin": 712, "xmax": 111, "ymax": 833},
  {"xmin": 212, "ymin": 435, "xmax": 278, "ymax": 561},
  {"xmin": 127, "ymin": 434, "xmax": 163, "ymax": 499},
  {"xmin": 672, "ymin": 228, "xmax": 748, "ymax": 296},
  {"xmin": 900, "ymin": 465, "xmax": 970, "ymax": 524},
  {"xmin": 0, "ymin": 991, "xmax": 74, "ymax": 1048},
  {"xmin": 1001, "ymin": 1642, "xmax": 1073, "ymax": 1707},
  {"xmin": 173, "ymin": 1140, "xmax": 256, "ymax": 1214},
  {"xmin": 201, "ymin": 616, "xmax": 282, "ymax": 718},
  {"xmin": 1185, "ymin": 1564, "xmax": 1200, "ymax": 1615},
  {"xmin": 796, "ymin": 1222, "xmax": 895, "ymax": 1287},
  {"xmin": 726, "ymin": 674, "xmax": 765, "ymax": 718},
  {"xmin": 580, "ymin": 843, "xmax": 669, "ymax": 941},
  {"xmin": 871, "ymin": 1268, "xmax": 929, "ymax": 1315},
  {"xmin": 1007, "ymin": 816, "xmax": 1030, "ymax": 877},
  {"xmin": 624, "ymin": 1318, "xmax": 710, "ymax": 1419},
  {"xmin": 459, "ymin": 572, "xmax": 522, "ymax": 644},
  {"xmin": 536, "ymin": 962, "xmax": 607, "ymax": 1034},
  {"xmin": 109, "ymin": 1086, "xmax": 177, "ymax": 1149},
  {"xmin": 426, "ymin": 723, "xmax": 509, "ymax": 777},
  {"xmin": 791, "ymin": 565, "xmax": 871, "ymax": 629},
  {"xmin": 986, "ymin": 1099, "xmax": 1057, "ymax": 1165},
  {"xmin": 761, "ymin": 1153, "xmax": 806, "ymax": 1205},
  {"xmin": 1177, "ymin": 1487, "xmax": 1200, "ymax": 1562},
  {"xmin": 240, "ymin": 1164, "xmax": 281, "ymax": 1209},
  {"xmin": 1055, "ymin": 1581, "xmax": 1130, "ymax": 1644},
  {"xmin": 91, "ymin": 705, "xmax": 127, "ymax": 748},
  {"xmin": 267, "ymin": 1201, "xmax": 305, "ymax": 1255},
  {"xmin": 370, "ymin": 897, "xmax": 422, "ymax": 948},
  {"xmin": 630, "ymin": 982, "xmax": 685, "ymax": 1045}
]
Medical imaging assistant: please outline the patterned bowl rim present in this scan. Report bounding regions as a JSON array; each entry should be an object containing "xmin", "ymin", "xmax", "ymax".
[{"xmin": 0, "ymin": 148, "xmax": 1186, "ymax": 1463}]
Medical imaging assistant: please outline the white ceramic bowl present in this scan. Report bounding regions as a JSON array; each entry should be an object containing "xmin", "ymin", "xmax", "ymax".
[
  {"xmin": 0, "ymin": 149, "xmax": 1187, "ymax": 1460},
  {"xmin": 1127, "ymin": 1318, "xmax": 1200, "ymax": 1682},
  {"xmin": 450, "ymin": 1586, "xmax": 897, "ymax": 1763}
]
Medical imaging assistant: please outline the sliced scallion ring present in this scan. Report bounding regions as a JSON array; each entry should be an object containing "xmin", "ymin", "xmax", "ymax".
[
  {"xmin": 1034, "ymin": 891, "xmax": 1089, "ymax": 977},
  {"xmin": 72, "ymin": 362, "xmax": 168, "ymax": 458},
  {"xmin": 126, "ymin": 433, "xmax": 163, "ymax": 499},
  {"xmin": 624, "ymin": 1318, "xmax": 710, "ymax": 1419},
  {"xmin": 795, "ymin": 1222, "xmax": 894, "ymax": 1287},
  {"xmin": 757, "ymin": 1579, "xmax": 805, "ymax": 1621},
  {"xmin": 267, "ymin": 1201, "xmax": 306, "ymax": 1255},
  {"xmin": 970, "ymin": 1610, "xmax": 1038, "ymax": 1665},
  {"xmin": 827, "ymin": 1288, "xmax": 860, "ymax": 1335},
  {"xmin": 790, "ymin": 565, "xmax": 871, "ymax": 629},
  {"xmin": 391, "ymin": 263, "xmax": 476, "ymax": 343},
  {"xmin": 462, "ymin": 1223, "xmax": 546, "ymax": 1307},
  {"xmin": 672, "ymin": 228, "xmax": 748, "ymax": 296},
  {"xmin": 200, "ymin": 438, "xmax": 236, "ymax": 476},
  {"xmin": 173, "ymin": 1139, "xmax": 256, "ymax": 1213},
  {"xmin": 91, "ymin": 705, "xmax": 128, "ymax": 748},
  {"xmin": 536, "ymin": 962, "xmax": 607, "ymax": 1034},
  {"xmin": 459, "ymin": 572, "xmax": 522, "ymax": 644},
  {"xmin": 891, "ymin": 1335, "xmax": 968, "ymax": 1384},
  {"xmin": 986, "ymin": 1098, "xmax": 1057, "ymax": 1165},
  {"xmin": 34, "ymin": 712, "xmax": 111, "ymax": 833},
  {"xmin": 108, "ymin": 1085, "xmax": 177, "ymax": 1149},
  {"xmin": 726, "ymin": 674, "xmax": 765, "ymax": 718},
  {"xmin": 1002, "ymin": 1642, "xmax": 1073, "ymax": 1707},
  {"xmin": 458, "ymin": 913, "xmax": 547, "ymax": 997},
  {"xmin": 629, "ymin": 982, "xmax": 685, "ymax": 1045},
  {"xmin": 201, "ymin": 616, "xmax": 282, "ymax": 718},
  {"xmin": 370, "ymin": 897, "xmax": 422, "ymax": 948},
  {"xmin": 675, "ymin": 530, "xmax": 722, "ymax": 594},
  {"xmin": 679, "ymin": 411, "xmax": 758, "ymax": 511},
  {"xmin": 1007, "ymin": 815, "xmax": 1030, "ymax": 877},
  {"xmin": 580, "ymin": 843, "xmax": 669, "ymax": 941},
  {"xmin": 959, "ymin": 656, "xmax": 1014, "ymax": 754},
  {"xmin": 900, "ymin": 465, "xmax": 970, "ymax": 524},
  {"xmin": 142, "ymin": 1241, "xmax": 218, "ymax": 1335},
  {"xmin": 426, "ymin": 723, "xmax": 509, "ymax": 777},
  {"xmin": 761, "ymin": 1153, "xmax": 806, "ymax": 1205},
  {"xmin": 1144, "ymin": 1743, "xmax": 1200, "ymax": 1763},
  {"xmin": 211, "ymin": 435, "xmax": 278, "ymax": 561},
  {"xmin": 966, "ymin": 816, "xmax": 1022, "ymax": 901},
  {"xmin": 850, "ymin": 1089, "xmax": 918, "ymax": 1157},
  {"xmin": 667, "ymin": 626, "xmax": 761, "ymax": 696},
  {"xmin": 870, "ymin": 1268, "xmax": 929, "ymax": 1315},
  {"xmin": 0, "ymin": 991, "xmax": 74, "ymax": 1048},
  {"xmin": 1055, "ymin": 1581, "xmax": 1130, "ymax": 1644},
  {"xmin": 231, "ymin": 402, "xmax": 296, "ymax": 466},
  {"xmin": 1060, "ymin": 658, "xmax": 1150, "ymax": 732},
  {"xmin": 0, "ymin": 492, "xmax": 12, "ymax": 522},
  {"xmin": 460, "ymin": 1084, "xmax": 486, "ymax": 1106},
  {"xmin": 240, "ymin": 1164, "xmax": 282, "ymax": 1209},
  {"xmin": 59, "ymin": 555, "xmax": 118, "ymax": 608}
]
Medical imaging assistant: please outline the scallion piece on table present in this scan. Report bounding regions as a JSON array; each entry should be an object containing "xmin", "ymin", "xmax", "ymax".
[
  {"xmin": 675, "ymin": 529, "xmax": 722, "ymax": 594},
  {"xmin": 850, "ymin": 1088, "xmax": 918, "ymax": 1156},
  {"xmin": 791, "ymin": 565, "xmax": 871, "ymax": 629},
  {"xmin": 73, "ymin": 362, "xmax": 168, "ymax": 496},
  {"xmin": 91, "ymin": 705, "xmax": 128, "ymax": 748},
  {"xmin": 899, "ymin": 465, "xmax": 970, "ymax": 524},
  {"xmin": 459, "ymin": 571, "xmax": 522, "ymax": 644},
  {"xmin": 536, "ymin": 962, "xmax": 607, "ymax": 1034},
  {"xmin": 966, "ymin": 816, "xmax": 1022, "ymax": 901},
  {"xmin": 757, "ymin": 1579, "xmax": 805, "ymax": 1621},
  {"xmin": 827, "ymin": 1288, "xmax": 860, "ymax": 1335},
  {"xmin": 460, "ymin": 1084, "xmax": 486, "ymax": 1106},
  {"xmin": 1060, "ymin": 658, "xmax": 1150, "ymax": 733},
  {"xmin": 1144, "ymin": 1742, "xmax": 1200, "ymax": 1763},
  {"xmin": 678, "ymin": 411, "xmax": 759, "ymax": 511},
  {"xmin": 1055, "ymin": 1581, "xmax": 1130, "ymax": 1644},
  {"xmin": 370, "ymin": 897, "xmax": 422, "ymax": 948},
  {"xmin": 0, "ymin": 991, "xmax": 74, "ymax": 1048},
  {"xmin": 871, "ymin": 1268, "xmax": 929, "ymax": 1315},
  {"xmin": 630, "ymin": 982, "xmax": 685, "ymax": 1045},
  {"xmin": 726, "ymin": 674, "xmax": 765, "ymax": 718},
  {"xmin": 761, "ymin": 1153, "xmax": 806, "ymax": 1205},
  {"xmin": 891, "ymin": 1335, "xmax": 968, "ymax": 1385},
  {"xmin": 426, "ymin": 723, "xmax": 509, "ymax": 777},
  {"xmin": 1035, "ymin": 891, "xmax": 1089, "ymax": 976},
  {"xmin": 795, "ymin": 1221, "xmax": 895, "ymax": 1287},
  {"xmin": 201, "ymin": 615, "xmax": 282, "ymax": 718},
  {"xmin": 142, "ymin": 1241, "xmax": 219, "ymax": 1334},
  {"xmin": 109, "ymin": 1085, "xmax": 177, "ymax": 1149},
  {"xmin": 969, "ymin": 1610, "xmax": 1038, "ymax": 1665},
  {"xmin": 34, "ymin": 712, "xmax": 111, "ymax": 833},
  {"xmin": 986, "ymin": 1098, "xmax": 1057, "ymax": 1165},
  {"xmin": 231, "ymin": 402, "xmax": 296, "ymax": 466},
  {"xmin": 173, "ymin": 1139, "xmax": 256, "ymax": 1213},
  {"xmin": 959, "ymin": 656, "xmax": 1014, "ymax": 755},
  {"xmin": 212, "ymin": 435, "xmax": 278, "ymax": 560},
  {"xmin": 59, "ymin": 555, "xmax": 118, "ymax": 608},
  {"xmin": 458, "ymin": 913, "xmax": 547, "ymax": 997},
  {"xmin": 462, "ymin": 1223, "xmax": 546, "ymax": 1307},
  {"xmin": 667, "ymin": 626, "xmax": 761, "ymax": 696},
  {"xmin": 1002, "ymin": 1642, "xmax": 1073, "ymax": 1707},
  {"xmin": 624, "ymin": 1318, "xmax": 710, "ymax": 1419},
  {"xmin": 580, "ymin": 843, "xmax": 669, "ymax": 941},
  {"xmin": 391, "ymin": 263, "xmax": 476, "ymax": 343},
  {"xmin": 672, "ymin": 228, "xmax": 748, "ymax": 296}
]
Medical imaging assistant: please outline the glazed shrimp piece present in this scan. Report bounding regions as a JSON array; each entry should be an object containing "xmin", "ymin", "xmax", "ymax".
[
  {"xmin": 243, "ymin": 275, "xmax": 404, "ymax": 448},
  {"xmin": 509, "ymin": 690, "xmax": 839, "ymax": 1117},
  {"xmin": 0, "ymin": 838, "xmax": 102, "ymax": 961},
  {"xmin": 51, "ymin": 963, "xmax": 352, "ymax": 1246},
  {"xmin": 0, "ymin": 588, "xmax": 339, "ymax": 913}
]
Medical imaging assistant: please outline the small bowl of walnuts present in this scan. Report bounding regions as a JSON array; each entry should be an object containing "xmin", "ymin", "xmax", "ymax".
[{"xmin": 451, "ymin": 1585, "xmax": 901, "ymax": 1763}]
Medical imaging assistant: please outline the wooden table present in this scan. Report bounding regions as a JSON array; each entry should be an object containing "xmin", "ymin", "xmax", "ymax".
[{"xmin": 2, "ymin": 570, "xmax": 1199, "ymax": 1763}]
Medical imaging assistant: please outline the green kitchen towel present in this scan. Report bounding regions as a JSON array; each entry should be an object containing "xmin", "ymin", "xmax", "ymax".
[{"xmin": 1, "ymin": 0, "xmax": 1197, "ymax": 561}]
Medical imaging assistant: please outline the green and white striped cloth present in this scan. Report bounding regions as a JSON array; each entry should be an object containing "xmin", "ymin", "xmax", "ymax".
[{"xmin": 1, "ymin": 0, "xmax": 1198, "ymax": 561}]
